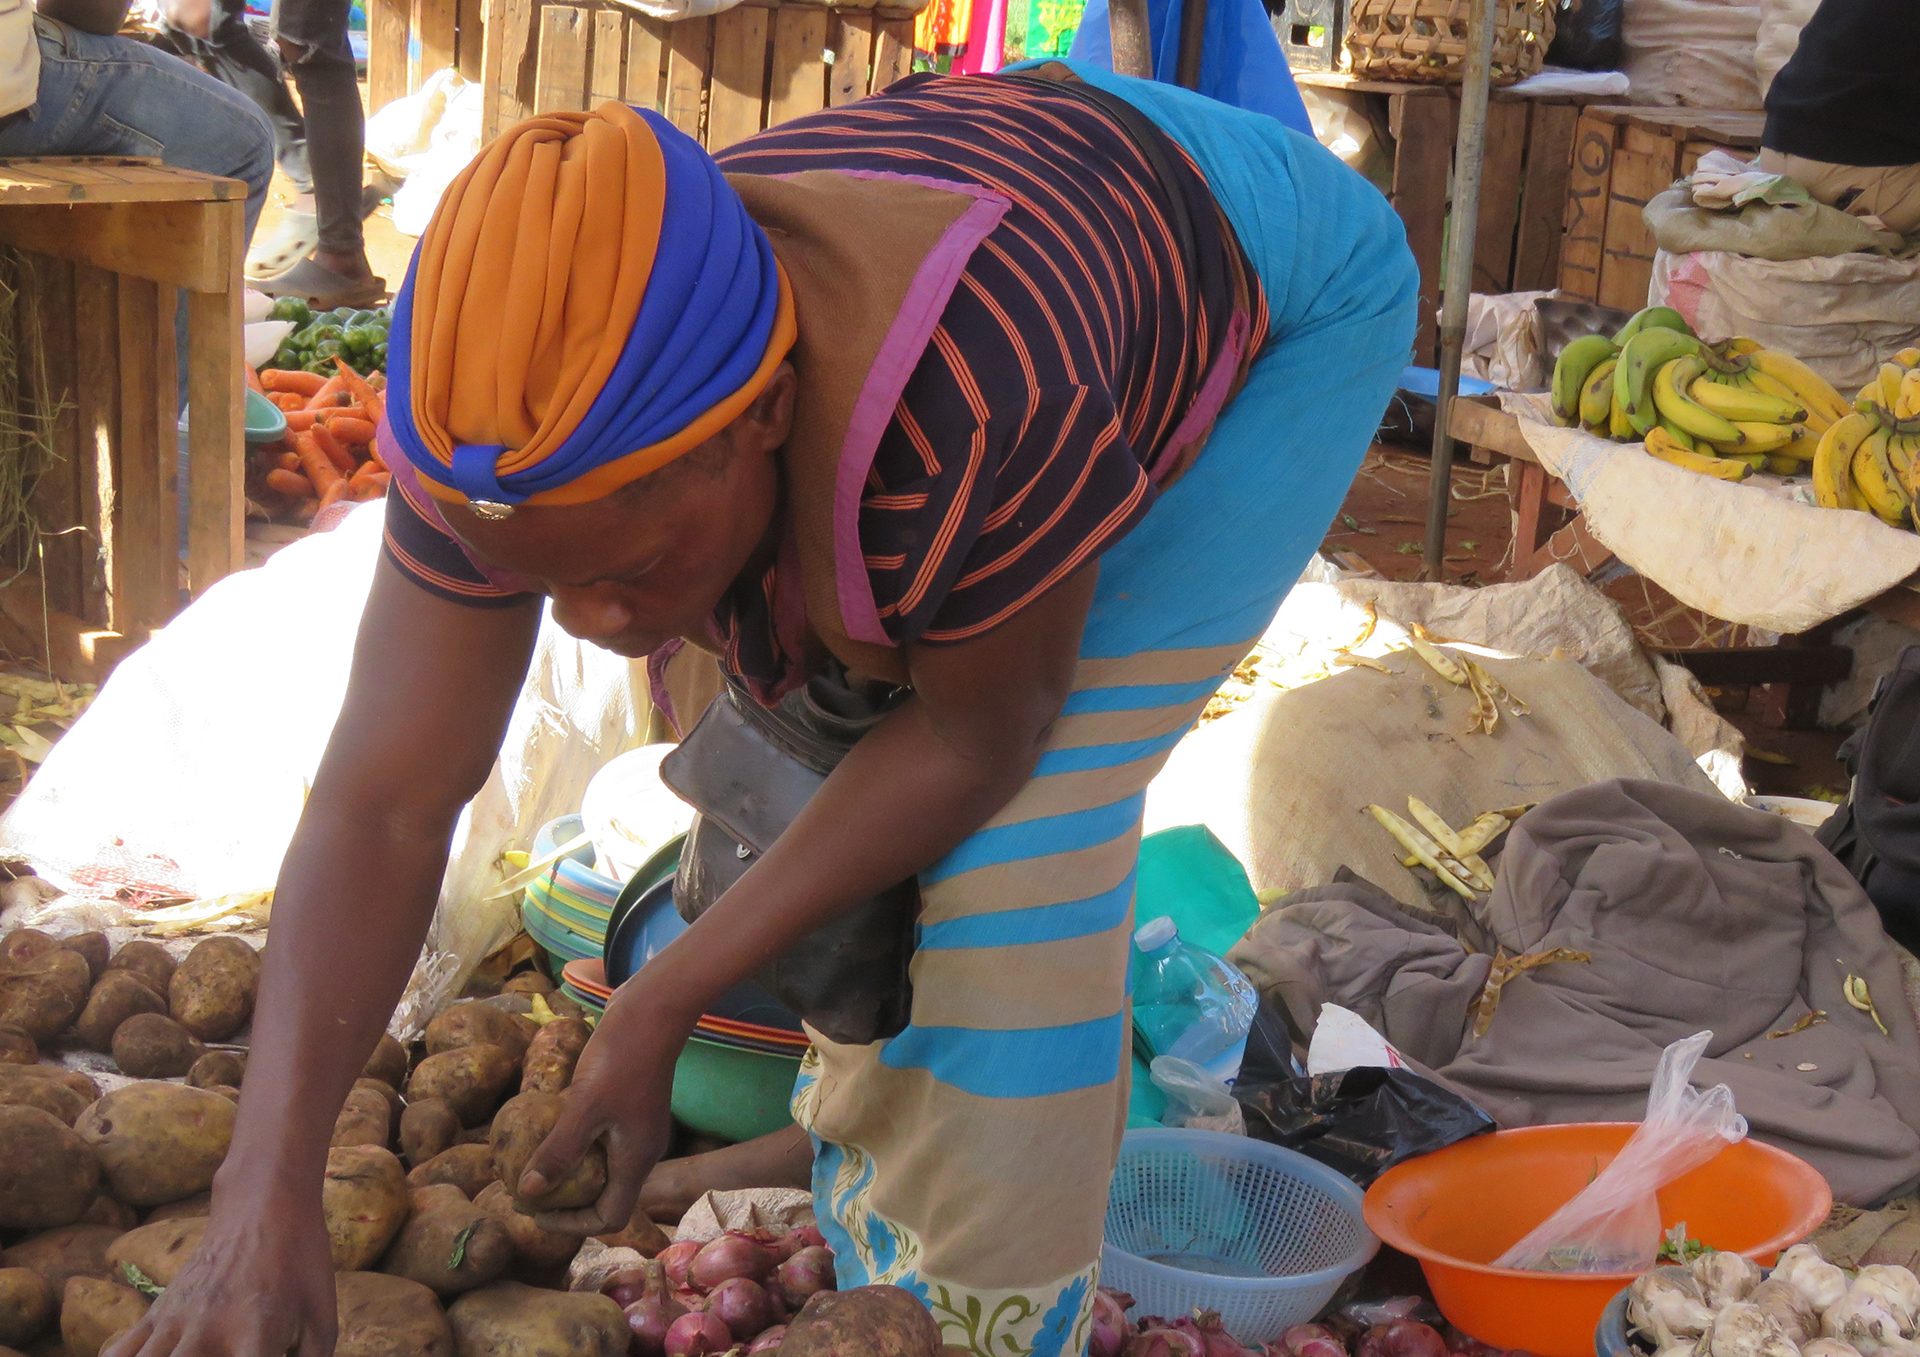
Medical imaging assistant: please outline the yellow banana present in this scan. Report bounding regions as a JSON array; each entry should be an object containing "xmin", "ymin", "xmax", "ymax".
[
  {"xmin": 1720, "ymin": 450, "xmax": 1769, "ymax": 471},
  {"xmin": 1654, "ymin": 356, "xmax": 1745, "ymax": 445},
  {"xmin": 1896, "ymin": 348, "xmax": 1920, "ymax": 367},
  {"xmin": 1898, "ymin": 368, "xmax": 1920, "ymax": 421},
  {"xmin": 1579, "ymin": 358, "xmax": 1618, "ymax": 429},
  {"xmin": 1765, "ymin": 455, "xmax": 1801, "ymax": 476},
  {"xmin": 1746, "ymin": 368, "xmax": 1833, "ymax": 433},
  {"xmin": 1775, "ymin": 426, "xmax": 1823, "ymax": 462},
  {"xmin": 1688, "ymin": 374, "xmax": 1803, "ymax": 424},
  {"xmin": 1748, "ymin": 349, "xmax": 1853, "ymax": 425},
  {"xmin": 1853, "ymin": 427, "xmax": 1911, "ymax": 526},
  {"xmin": 1657, "ymin": 418, "xmax": 1697, "ymax": 452},
  {"xmin": 1609, "ymin": 393, "xmax": 1635, "ymax": 441},
  {"xmin": 1814, "ymin": 412, "xmax": 1871, "ymax": 510},
  {"xmin": 1717, "ymin": 421, "xmax": 1803, "ymax": 454},
  {"xmin": 1722, "ymin": 337, "xmax": 1765, "ymax": 357},
  {"xmin": 1645, "ymin": 426, "xmax": 1750, "ymax": 480},
  {"xmin": 1899, "ymin": 433, "xmax": 1920, "ymax": 500},
  {"xmin": 1882, "ymin": 364, "xmax": 1908, "ymax": 411}
]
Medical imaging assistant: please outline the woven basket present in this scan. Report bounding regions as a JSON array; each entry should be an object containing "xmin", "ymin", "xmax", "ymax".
[{"xmin": 1345, "ymin": 0, "xmax": 1555, "ymax": 85}]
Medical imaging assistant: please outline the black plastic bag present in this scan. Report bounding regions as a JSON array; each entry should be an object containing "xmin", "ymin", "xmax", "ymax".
[
  {"xmin": 1544, "ymin": 0, "xmax": 1623, "ymax": 71},
  {"xmin": 1234, "ymin": 1066, "xmax": 1496, "ymax": 1185}
]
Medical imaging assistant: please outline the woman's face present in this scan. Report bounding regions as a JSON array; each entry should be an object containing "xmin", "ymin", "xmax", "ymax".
[{"xmin": 443, "ymin": 367, "xmax": 794, "ymax": 659}]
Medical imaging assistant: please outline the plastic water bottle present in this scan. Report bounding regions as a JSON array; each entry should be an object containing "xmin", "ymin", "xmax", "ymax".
[{"xmin": 1131, "ymin": 916, "xmax": 1258, "ymax": 1088}]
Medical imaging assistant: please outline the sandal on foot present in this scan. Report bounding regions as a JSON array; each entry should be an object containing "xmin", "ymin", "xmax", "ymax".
[
  {"xmin": 252, "ymin": 255, "xmax": 388, "ymax": 308},
  {"xmin": 246, "ymin": 210, "xmax": 319, "ymax": 280}
]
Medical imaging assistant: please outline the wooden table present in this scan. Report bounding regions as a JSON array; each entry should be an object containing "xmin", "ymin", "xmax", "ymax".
[
  {"xmin": 1446, "ymin": 395, "xmax": 1920, "ymax": 725},
  {"xmin": 1296, "ymin": 73, "xmax": 1605, "ymax": 365},
  {"xmin": 0, "ymin": 158, "xmax": 247, "ymax": 681}
]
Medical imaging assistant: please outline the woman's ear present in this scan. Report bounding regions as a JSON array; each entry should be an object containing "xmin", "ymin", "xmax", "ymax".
[{"xmin": 736, "ymin": 363, "xmax": 796, "ymax": 454}]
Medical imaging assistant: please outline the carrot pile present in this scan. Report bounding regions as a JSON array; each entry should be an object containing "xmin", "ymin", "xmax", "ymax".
[{"xmin": 254, "ymin": 359, "xmax": 391, "ymax": 523}]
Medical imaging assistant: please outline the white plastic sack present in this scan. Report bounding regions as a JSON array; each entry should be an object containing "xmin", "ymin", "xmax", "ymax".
[
  {"xmin": 1621, "ymin": 0, "xmax": 1762, "ymax": 109},
  {"xmin": 1502, "ymin": 392, "xmax": 1920, "ymax": 635},
  {"xmin": 1494, "ymin": 1031, "xmax": 1746, "ymax": 1272},
  {"xmin": 1306, "ymin": 1003, "xmax": 1408, "ymax": 1075},
  {"xmin": 1755, "ymin": 0, "xmax": 1818, "ymax": 97},
  {"xmin": 365, "ymin": 68, "xmax": 484, "ymax": 237},
  {"xmin": 0, "ymin": 503, "xmax": 654, "ymax": 990},
  {"xmin": 1464, "ymin": 290, "xmax": 1555, "ymax": 391},
  {"xmin": 1652, "ymin": 248, "xmax": 1920, "ymax": 395}
]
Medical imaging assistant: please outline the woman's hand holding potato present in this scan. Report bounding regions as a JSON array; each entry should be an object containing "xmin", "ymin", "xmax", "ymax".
[{"xmin": 101, "ymin": 1172, "xmax": 338, "ymax": 1357}]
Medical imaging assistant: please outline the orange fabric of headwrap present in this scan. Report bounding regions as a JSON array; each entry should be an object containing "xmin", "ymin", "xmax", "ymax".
[{"xmin": 389, "ymin": 100, "xmax": 795, "ymax": 507}]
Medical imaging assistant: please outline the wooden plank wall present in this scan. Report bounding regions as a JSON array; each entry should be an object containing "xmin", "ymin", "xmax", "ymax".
[
  {"xmin": 483, "ymin": 0, "xmax": 916, "ymax": 148},
  {"xmin": 1385, "ymin": 89, "xmax": 1589, "ymax": 364},
  {"xmin": 372, "ymin": 0, "xmax": 489, "ymax": 111},
  {"xmin": 1556, "ymin": 106, "xmax": 1764, "ymax": 307}
]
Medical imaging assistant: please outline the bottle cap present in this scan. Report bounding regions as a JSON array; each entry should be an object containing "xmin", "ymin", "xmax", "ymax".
[{"xmin": 1133, "ymin": 916, "xmax": 1178, "ymax": 952}]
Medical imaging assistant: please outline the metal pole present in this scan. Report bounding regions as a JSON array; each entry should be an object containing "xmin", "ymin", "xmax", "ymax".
[
  {"xmin": 1108, "ymin": 0, "xmax": 1156, "ymax": 77},
  {"xmin": 1174, "ymin": 0, "xmax": 1208, "ymax": 88},
  {"xmin": 1420, "ymin": 0, "xmax": 1497, "ymax": 580}
]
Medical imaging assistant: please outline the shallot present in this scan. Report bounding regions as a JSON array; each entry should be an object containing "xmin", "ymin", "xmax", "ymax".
[
  {"xmin": 664, "ymin": 1309, "xmax": 735, "ymax": 1357},
  {"xmin": 776, "ymin": 1246, "xmax": 838, "ymax": 1310},
  {"xmin": 1129, "ymin": 1326, "xmax": 1204, "ymax": 1357},
  {"xmin": 710, "ymin": 1277, "xmax": 779, "ymax": 1341},
  {"xmin": 770, "ymin": 1226, "xmax": 827, "ymax": 1261},
  {"xmin": 660, "ymin": 1240, "xmax": 704, "ymax": 1290},
  {"xmin": 1173, "ymin": 1313, "xmax": 1250, "ymax": 1357},
  {"xmin": 692, "ymin": 1233, "xmax": 779, "ymax": 1290},
  {"xmin": 605, "ymin": 1262, "xmax": 669, "ymax": 1310},
  {"xmin": 625, "ymin": 1293, "xmax": 689, "ymax": 1357},
  {"xmin": 747, "ymin": 1326, "xmax": 789, "ymax": 1354},
  {"xmin": 1282, "ymin": 1326, "xmax": 1340, "ymax": 1355},
  {"xmin": 1356, "ymin": 1321, "xmax": 1449, "ymax": 1357},
  {"xmin": 1088, "ymin": 1288, "xmax": 1133, "ymax": 1357}
]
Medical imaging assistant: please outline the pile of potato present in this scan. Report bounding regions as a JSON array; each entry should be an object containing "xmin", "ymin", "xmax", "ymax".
[{"xmin": 0, "ymin": 926, "xmax": 938, "ymax": 1357}]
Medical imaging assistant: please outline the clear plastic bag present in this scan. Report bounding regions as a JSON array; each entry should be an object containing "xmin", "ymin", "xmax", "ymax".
[{"xmin": 1494, "ymin": 1031, "xmax": 1747, "ymax": 1273}]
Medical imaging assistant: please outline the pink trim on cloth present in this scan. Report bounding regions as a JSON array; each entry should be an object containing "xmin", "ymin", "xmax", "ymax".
[
  {"xmin": 825, "ymin": 172, "xmax": 1011, "ymax": 646},
  {"xmin": 1145, "ymin": 309, "xmax": 1250, "ymax": 485},
  {"xmin": 380, "ymin": 415, "xmax": 537, "ymax": 595}
]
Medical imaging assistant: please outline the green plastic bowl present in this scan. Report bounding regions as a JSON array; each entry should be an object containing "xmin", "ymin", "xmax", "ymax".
[{"xmin": 670, "ymin": 1035, "xmax": 802, "ymax": 1143}]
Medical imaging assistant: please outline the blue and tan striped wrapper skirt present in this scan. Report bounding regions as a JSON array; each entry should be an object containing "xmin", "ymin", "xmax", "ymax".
[{"xmin": 792, "ymin": 65, "xmax": 1421, "ymax": 1357}]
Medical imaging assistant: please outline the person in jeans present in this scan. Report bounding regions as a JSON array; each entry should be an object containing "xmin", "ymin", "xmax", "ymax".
[
  {"xmin": 250, "ymin": 0, "xmax": 386, "ymax": 306},
  {"xmin": 0, "ymin": 0, "xmax": 272, "ymax": 245}
]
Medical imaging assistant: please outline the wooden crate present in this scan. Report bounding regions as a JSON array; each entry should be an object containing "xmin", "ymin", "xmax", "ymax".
[
  {"xmin": 1557, "ymin": 105, "xmax": 1765, "ymax": 312},
  {"xmin": 1297, "ymin": 73, "xmax": 1600, "ymax": 364},
  {"xmin": 369, "ymin": 0, "xmax": 490, "ymax": 111},
  {"xmin": 0, "ymin": 159, "xmax": 247, "ymax": 684},
  {"xmin": 477, "ymin": 0, "xmax": 916, "ymax": 148}
]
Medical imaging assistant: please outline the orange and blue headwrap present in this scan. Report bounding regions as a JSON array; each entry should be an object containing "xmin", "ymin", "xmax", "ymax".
[{"xmin": 386, "ymin": 101, "xmax": 796, "ymax": 508}]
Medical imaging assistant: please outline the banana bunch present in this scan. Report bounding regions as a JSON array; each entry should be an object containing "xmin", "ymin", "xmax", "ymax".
[
  {"xmin": 1549, "ymin": 306, "xmax": 1853, "ymax": 482},
  {"xmin": 1815, "ymin": 348, "xmax": 1920, "ymax": 528}
]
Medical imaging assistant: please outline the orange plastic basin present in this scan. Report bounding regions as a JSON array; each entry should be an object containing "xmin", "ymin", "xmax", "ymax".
[{"xmin": 1362, "ymin": 1124, "xmax": 1831, "ymax": 1357}]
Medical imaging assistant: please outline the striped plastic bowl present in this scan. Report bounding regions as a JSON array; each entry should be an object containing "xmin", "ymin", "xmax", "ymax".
[{"xmin": 521, "ymin": 815, "xmax": 624, "ymax": 970}]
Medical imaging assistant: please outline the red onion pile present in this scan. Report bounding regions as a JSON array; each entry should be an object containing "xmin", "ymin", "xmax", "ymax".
[
  {"xmin": 1098, "ymin": 1290, "xmax": 1532, "ymax": 1357},
  {"xmin": 609, "ymin": 1229, "xmax": 837, "ymax": 1357}
]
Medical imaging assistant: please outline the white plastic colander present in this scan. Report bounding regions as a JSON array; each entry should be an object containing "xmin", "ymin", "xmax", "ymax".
[{"xmin": 1100, "ymin": 1128, "xmax": 1379, "ymax": 1343}]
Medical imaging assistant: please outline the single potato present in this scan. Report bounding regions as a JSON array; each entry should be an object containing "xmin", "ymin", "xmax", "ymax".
[
  {"xmin": 379, "ymin": 1184, "xmax": 511, "ymax": 1298},
  {"xmin": 0, "ymin": 1107, "xmax": 99, "ymax": 1229},
  {"xmin": 334, "ymin": 1272, "xmax": 454, "ymax": 1357},
  {"xmin": 167, "ymin": 937, "xmax": 260, "ymax": 1042},
  {"xmin": 405, "ymin": 1045, "xmax": 516, "ymax": 1127},
  {"xmin": 490, "ymin": 1091, "xmax": 606, "ymax": 1214},
  {"xmin": 74, "ymin": 971, "xmax": 169, "ymax": 1053},
  {"xmin": 323, "ymin": 1145, "xmax": 412, "ymax": 1271},
  {"xmin": 59, "ymin": 1278, "xmax": 149, "ymax": 1357},
  {"xmin": 76, "ymin": 1082, "xmax": 235, "ymax": 1207},
  {"xmin": 446, "ymin": 1281, "xmax": 628, "ymax": 1357}
]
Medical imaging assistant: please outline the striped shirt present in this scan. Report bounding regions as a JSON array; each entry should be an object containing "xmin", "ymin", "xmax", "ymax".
[{"xmin": 385, "ymin": 71, "xmax": 1263, "ymax": 697}]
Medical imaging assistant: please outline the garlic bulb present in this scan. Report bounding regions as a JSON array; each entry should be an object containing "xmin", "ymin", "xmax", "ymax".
[
  {"xmin": 1822, "ymin": 1292, "xmax": 1910, "ymax": 1357},
  {"xmin": 1748, "ymin": 1278, "xmax": 1819, "ymax": 1346},
  {"xmin": 1777, "ymin": 1244, "xmax": 1854, "ymax": 1316},
  {"xmin": 1693, "ymin": 1252, "xmax": 1765, "ymax": 1309},
  {"xmin": 1631, "ymin": 1267, "xmax": 1718, "ymax": 1348},
  {"xmin": 1853, "ymin": 1267, "xmax": 1920, "ymax": 1332},
  {"xmin": 1804, "ymin": 1341, "xmax": 1869, "ymax": 1357},
  {"xmin": 1707, "ymin": 1302, "xmax": 1801, "ymax": 1357}
]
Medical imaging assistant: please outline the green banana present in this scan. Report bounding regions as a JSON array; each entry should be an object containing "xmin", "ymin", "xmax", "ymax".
[
  {"xmin": 1551, "ymin": 335, "xmax": 1619, "ymax": 426},
  {"xmin": 1611, "ymin": 305, "xmax": 1695, "ymax": 348},
  {"xmin": 1579, "ymin": 358, "xmax": 1618, "ymax": 429},
  {"xmin": 1614, "ymin": 327, "xmax": 1708, "ymax": 436},
  {"xmin": 1653, "ymin": 355, "xmax": 1746, "ymax": 446}
]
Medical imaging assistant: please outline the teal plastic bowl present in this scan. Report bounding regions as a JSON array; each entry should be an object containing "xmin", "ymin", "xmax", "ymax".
[
  {"xmin": 670, "ymin": 1036, "xmax": 802, "ymax": 1142},
  {"xmin": 244, "ymin": 388, "xmax": 288, "ymax": 444}
]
